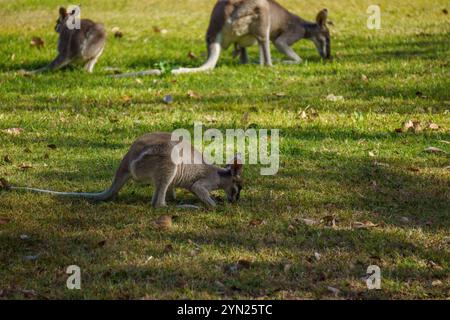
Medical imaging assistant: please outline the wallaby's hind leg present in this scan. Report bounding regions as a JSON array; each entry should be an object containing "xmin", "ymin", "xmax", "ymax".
[
  {"xmin": 151, "ymin": 181, "xmax": 170, "ymax": 208},
  {"xmin": 85, "ymin": 47, "xmax": 104, "ymax": 73},
  {"xmin": 274, "ymin": 37, "xmax": 302, "ymax": 64},
  {"xmin": 240, "ymin": 47, "xmax": 249, "ymax": 64},
  {"xmin": 150, "ymin": 165, "xmax": 177, "ymax": 208},
  {"xmin": 166, "ymin": 187, "xmax": 176, "ymax": 202},
  {"xmin": 32, "ymin": 54, "xmax": 71, "ymax": 73}
]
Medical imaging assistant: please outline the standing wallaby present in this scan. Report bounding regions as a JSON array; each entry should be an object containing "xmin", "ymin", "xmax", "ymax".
[
  {"xmin": 33, "ymin": 7, "xmax": 106, "ymax": 73},
  {"xmin": 9, "ymin": 133, "xmax": 243, "ymax": 208},
  {"xmin": 172, "ymin": 0, "xmax": 331, "ymax": 74}
]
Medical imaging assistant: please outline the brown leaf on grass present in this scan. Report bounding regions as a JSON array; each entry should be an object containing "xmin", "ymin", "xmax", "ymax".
[
  {"xmin": 121, "ymin": 95, "xmax": 132, "ymax": 103},
  {"xmin": 153, "ymin": 26, "xmax": 168, "ymax": 34},
  {"xmin": 2, "ymin": 127, "xmax": 23, "ymax": 135},
  {"xmin": 97, "ymin": 240, "xmax": 107, "ymax": 247},
  {"xmin": 17, "ymin": 69, "xmax": 34, "ymax": 77},
  {"xmin": 154, "ymin": 215, "xmax": 172, "ymax": 230},
  {"xmin": 187, "ymin": 51, "xmax": 198, "ymax": 60},
  {"xmin": 30, "ymin": 37, "xmax": 45, "ymax": 49},
  {"xmin": 4, "ymin": 155, "xmax": 12, "ymax": 163},
  {"xmin": 327, "ymin": 286, "xmax": 340, "ymax": 296},
  {"xmin": 18, "ymin": 163, "xmax": 33, "ymax": 170},
  {"xmin": 187, "ymin": 90, "xmax": 200, "ymax": 99},
  {"xmin": 352, "ymin": 221, "xmax": 378, "ymax": 229},
  {"xmin": 0, "ymin": 217, "xmax": 11, "ymax": 225},
  {"xmin": 0, "ymin": 178, "xmax": 11, "ymax": 191},
  {"xmin": 403, "ymin": 120, "xmax": 422, "ymax": 133},
  {"xmin": 326, "ymin": 94, "xmax": 344, "ymax": 102},
  {"xmin": 424, "ymin": 147, "xmax": 447, "ymax": 154},
  {"xmin": 297, "ymin": 218, "xmax": 318, "ymax": 226},
  {"xmin": 322, "ymin": 214, "xmax": 337, "ymax": 227},
  {"xmin": 248, "ymin": 219, "xmax": 266, "ymax": 227},
  {"xmin": 361, "ymin": 74, "xmax": 369, "ymax": 82},
  {"xmin": 111, "ymin": 27, "xmax": 123, "ymax": 38},
  {"xmin": 164, "ymin": 244, "xmax": 174, "ymax": 253},
  {"xmin": 204, "ymin": 115, "xmax": 217, "ymax": 123},
  {"xmin": 237, "ymin": 259, "xmax": 251, "ymax": 269},
  {"xmin": 408, "ymin": 166, "xmax": 420, "ymax": 172},
  {"xmin": 427, "ymin": 123, "xmax": 439, "ymax": 130}
]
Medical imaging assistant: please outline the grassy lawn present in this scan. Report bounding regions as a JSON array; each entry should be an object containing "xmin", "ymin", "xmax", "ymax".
[{"xmin": 0, "ymin": 0, "xmax": 449, "ymax": 299}]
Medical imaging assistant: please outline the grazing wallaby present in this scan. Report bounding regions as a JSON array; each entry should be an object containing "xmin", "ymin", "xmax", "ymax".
[
  {"xmin": 33, "ymin": 7, "xmax": 106, "ymax": 73},
  {"xmin": 9, "ymin": 133, "xmax": 243, "ymax": 208},
  {"xmin": 172, "ymin": 0, "xmax": 331, "ymax": 74}
]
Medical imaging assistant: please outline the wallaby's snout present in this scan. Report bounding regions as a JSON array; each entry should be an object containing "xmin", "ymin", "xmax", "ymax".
[{"xmin": 312, "ymin": 9, "xmax": 331, "ymax": 60}]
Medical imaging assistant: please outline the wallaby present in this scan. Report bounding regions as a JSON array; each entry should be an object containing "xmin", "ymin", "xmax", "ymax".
[
  {"xmin": 33, "ymin": 7, "xmax": 106, "ymax": 73},
  {"xmin": 9, "ymin": 133, "xmax": 243, "ymax": 208},
  {"xmin": 172, "ymin": 0, "xmax": 331, "ymax": 74}
]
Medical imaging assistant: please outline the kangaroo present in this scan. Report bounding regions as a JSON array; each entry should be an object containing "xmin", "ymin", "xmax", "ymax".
[
  {"xmin": 33, "ymin": 7, "xmax": 106, "ymax": 73},
  {"xmin": 9, "ymin": 133, "xmax": 243, "ymax": 208},
  {"xmin": 172, "ymin": 0, "xmax": 331, "ymax": 74}
]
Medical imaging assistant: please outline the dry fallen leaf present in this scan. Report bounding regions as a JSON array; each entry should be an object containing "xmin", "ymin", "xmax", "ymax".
[
  {"xmin": 424, "ymin": 147, "xmax": 447, "ymax": 154},
  {"xmin": 18, "ymin": 163, "xmax": 33, "ymax": 170},
  {"xmin": 187, "ymin": 90, "xmax": 199, "ymax": 99},
  {"xmin": 97, "ymin": 240, "xmax": 107, "ymax": 247},
  {"xmin": 111, "ymin": 27, "xmax": 123, "ymax": 38},
  {"xmin": 153, "ymin": 26, "xmax": 168, "ymax": 34},
  {"xmin": 326, "ymin": 94, "xmax": 344, "ymax": 102},
  {"xmin": 0, "ymin": 217, "xmax": 11, "ymax": 225},
  {"xmin": 352, "ymin": 221, "xmax": 378, "ymax": 229},
  {"xmin": 431, "ymin": 280, "xmax": 443, "ymax": 287},
  {"xmin": 204, "ymin": 115, "xmax": 217, "ymax": 123},
  {"xmin": 30, "ymin": 36, "xmax": 45, "ymax": 49},
  {"xmin": 248, "ymin": 219, "xmax": 266, "ymax": 227},
  {"xmin": 237, "ymin": 259, "xmax": 252, "ymax": 269},
  {"xmin": 121, "ymin": 95, "xmax": 132, "ymax": 103},
  {"xmin": 298, "ymin": 218, "xmax": 318, "ymax": 226},
  {"xmin": 2, "ymin": 127, "xmax": 23, "ymax": 135},
  {"xmin": 327, "ymin": 286, "xmax": 340, "ymax": 296},
  {"xmin": 322, "ymin": 215, "xmax": 336, "ymax": 227},
  {"xmin": 164, "ymin": 244, "xmax": 174, "ymax": 253},
  {"xmin": 361, "ymin": 74, "xmax": 368, "ymax": 82},
  {"xmin": 154, "ymin": 215, "xmax": 172, "ymax": 230},
  {"xmin": 427, "ymin": 123, "xmax": 439, "ymax": 130},
  {"xmin": 187, "ymin": 51, "xmax": 197, "ymax": 60}
]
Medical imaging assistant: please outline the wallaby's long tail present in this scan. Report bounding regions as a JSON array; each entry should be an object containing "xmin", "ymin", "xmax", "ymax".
[
  {"xmin": 10, "ymin": 156, "xmax": 131, "ymax": 202},
  {"xmin": 110, "ymin": 69, "xmax": 162, "ymax": 78},
  {"xmin": 172, "ymin": 42, "xmax": 221, "ymax": 74}
]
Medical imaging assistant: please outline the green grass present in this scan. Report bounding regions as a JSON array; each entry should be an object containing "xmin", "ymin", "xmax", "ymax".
[{"xmin": 0, "ymin": 0, "xmax": 449, "ymax": 299}]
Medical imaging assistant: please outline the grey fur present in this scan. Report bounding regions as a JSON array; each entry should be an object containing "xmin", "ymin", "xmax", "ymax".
[
  {"xmin": 32, "ymin": 7, "xmax": 106, "ymax": 73},
  {"xmin": 11, "ymin": 133, "xmax": 243, "ymax": 208},
  {"xmin": 173, "ymin": 0, "xmax": 331, "ymax": 74}
]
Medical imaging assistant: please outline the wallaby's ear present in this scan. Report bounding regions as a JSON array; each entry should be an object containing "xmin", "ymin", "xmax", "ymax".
[
  {"xmin": 228, "ymin": 154, "xmax": 243, "ymax": 177},
  {"xmin": 59, "ymin": 7, "xmax": 68, "ymax": 18},
  {"xmin": 316, "ymin": 8, "xmax": 328, "ymax": 27}
]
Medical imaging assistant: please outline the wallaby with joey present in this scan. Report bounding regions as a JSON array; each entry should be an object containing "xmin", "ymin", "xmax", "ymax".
[
  {"xmin": 33, "ymin": 7, "xmax": 106, "ymax": 73},
  {"xmin": 172, "ymin": 0, "xmax": 331, "ymax": 74},
  {"xmin": 8, "ymin": 132, "xmax": 244, "ymax": 208}
]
